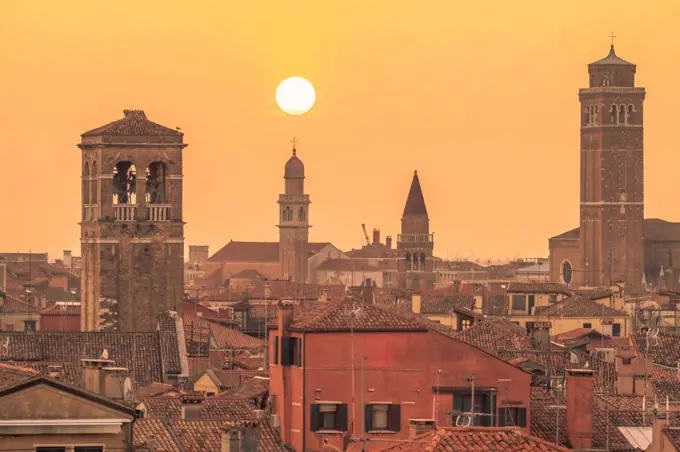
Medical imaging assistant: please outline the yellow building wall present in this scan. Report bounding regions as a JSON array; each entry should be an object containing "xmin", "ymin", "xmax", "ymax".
[
  {"xmin": 506, "ymin": 292, "xmax": 569, "ymax": 315},
  {"xmin": 193, "ymin": 373, "xmax": 220, "ymax": 394},
  {"xmin": 511, "ymin": 315, "xmax": 630, "ymax": 337}
]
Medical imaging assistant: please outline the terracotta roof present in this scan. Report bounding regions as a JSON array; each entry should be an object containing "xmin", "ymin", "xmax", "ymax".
[
  {"xmin": 536, "ymin": 295, "xmax": 626, "ymax": 317},
  {"xmin": 0, "ymin": 327, "xmax": 182, "ymax": 388},
  {"xmin": 574, "ymin": 288, "xmax": 615, "ymax": 300},
  {"xmin": 142, "ymin": 397, "xmax": 255, "ymax": 420},
  {"xmin": 381, "ymin": 426, "xmax": 569, "ymax": 451},
  {"xmin": 420, "ymin": 294, "xmax": 476, "ymax": 314},
  {"xmin": 0, "ymin": 294, "xmax": 33, "ymax": 314},
  {"xmin": 81, "ymin": 110, "xmax": 183, "ymax": 138},
  {"xmin": 456, "ymin": 319, "xmax": 532, "ymax": 356},
  {"xmin": 272, "ymin": 299, "xmax": 428, "ymax": 333},
  {"xmin": 220, "ymin": 376, "xmax": 269, "ymax": 401},
  {"xmin": 134, "ymin": 418, "xmax": 282, "ymax": 452},
  {"xmin": 316, "ymin": 259, "xmax": 382, "ymax": 272},
  {"xmin": 206, "ymin": 369, "xmax": 265, "ymax": 390},
  {"xmin": 0, "ymin": 362, "xmax": 39, "ymax": 389},
  {"xmin": 589, "ymin": 45, "xmax": 634, "ymax": 66},
  {"xmin": 136, "ymin": 382, "xmax": 181, "ymax": 399},
  {"xmin": 208, "ymin": 241, "xmax": 331, "ymax": 263},
  {"xmin": 39, "ymin": 304, "xmax": 81, "ymax": 316},
  {"xmin": 550, "ymin": 227, "xmax": 580, "ymax": 241},
  {"xmin": 506, "ymin": 282, "xmax": 571, "ymax": 295},
  {"xmin": 228, "ymin": 354, "xmax": 264, "ymax": 370},
  {"xmin": 632, "ymin": 331, "xmax": 680, "ymax": 368},
  {"xmin": 402, "ymin": 170, "xmax": 428, "ymax": 217},
  {"xmin": 229, "ymin": 269, "xmax": 267, "ymax": 280}
]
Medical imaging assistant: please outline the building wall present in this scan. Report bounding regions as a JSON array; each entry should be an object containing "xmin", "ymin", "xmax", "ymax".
[
  {"xmin": 193, "ymin": 373, "xmax": 220, "ymax": 395},
  {"xmin": 316, "ymin": 269, "xmax": 384, "ymax": 287},
  {"xmin": 80, "ymin": 144, "xmax": 185, "ymax": 332},
  {"xmin": 40, "ymin": 314, "xmax": 81, "ymax": 332},
  {"xmin": 511, "ymin": 315, "xmax": 630, "ymax": 336},
  {"xmin": 308, "ymin": 244, "xmax": 346, "ymax": 284},
  {"xmin": 0, "ymin": 312, "xmax": 36, "ymax": 332},
  {"xmin": 506, "ymin": 292, "xmax": 570, "ymax": 316},
  {"xmin": 269, "ymin": 329, "xmax": 532, "ymax": 452},
  {"xmin": 549, "ymin": 238, "xmax": 583, "ymax": 287}
]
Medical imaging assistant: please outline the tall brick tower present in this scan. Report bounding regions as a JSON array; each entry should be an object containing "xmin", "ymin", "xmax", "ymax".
[
  {"xmin": 277, "ymin": 143, "xmax": 310, "ymax": 282},
  {"xmin": 398, "ymin": 171, "xmax": 435, "ymax": 289},
  {"xmin": 79, "ymin": 110, "xmax": 186, "ymax": 332},
  {"xmin": 579, "ymin": 45, "xmax": 645, "ymax": 288}
]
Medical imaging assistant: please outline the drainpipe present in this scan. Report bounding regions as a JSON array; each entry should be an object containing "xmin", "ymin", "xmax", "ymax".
[{"xmin": 302, "ymin": 332, "xmax": 306, "ymax": 452}]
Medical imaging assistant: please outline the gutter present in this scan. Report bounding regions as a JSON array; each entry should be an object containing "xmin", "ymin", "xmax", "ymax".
[{"xmin": 302, "ymin": 332, "xmax": 307, "ymax": 452}]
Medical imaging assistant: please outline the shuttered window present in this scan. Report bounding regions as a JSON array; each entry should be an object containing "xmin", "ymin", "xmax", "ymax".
[
  {"xmin": 310, "ymin": 403, "xmax": 348, "ymax": 432},
  {"xmin": 364, "ymin": 404, "xmax": 401, "ymax": 432},
  {"xmin": 498, "ymin": 407, "xmax": 527, "ymax": 427}
]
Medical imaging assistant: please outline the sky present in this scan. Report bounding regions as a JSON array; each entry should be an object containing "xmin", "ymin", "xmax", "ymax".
[{"xmin": 1, "ymin": 0, "xmax": 680, "ymax": 263}]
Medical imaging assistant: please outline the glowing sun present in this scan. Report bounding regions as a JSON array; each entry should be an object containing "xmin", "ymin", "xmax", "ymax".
[{"xmin": 276, "ymin": 77, "xmax": 316, "ymax": 115}]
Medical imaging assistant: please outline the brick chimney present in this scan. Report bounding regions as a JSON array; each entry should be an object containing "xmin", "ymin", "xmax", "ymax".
[
  {"xmin": 372, "ymin": 229, "xmax": 381, "ymax": 246},
  {"xmin": 412, "ymin": 293, "xmax": 422, "ymax": 314},
  {"xmin": 221, "ymin": 428, "xmax": 241, "ymax": 452},
  {"xmin": 180, "ymin": 393, "xmax": 204, "ymax": 419},
  {"xmin": 80, "ymin": 355, "xmax": 130, "ymax": 400},
  {"xmin": 221, "ymin": 422, "xmax": 260, "ymax": 452},
  {"xmin": 566, "ymin": 368, "xmax": 594, "ymax": 450},
  {"xmin": 408, "ymin": 419, "xmax": 436, "ymax": 439},
  {"xmin": 63, "ymin": 250, "xmax": 72, "ymax": 269},
  {"xmin": 616, "ymin": 347, "xmax": 654, "ymax": 397},
  {"xmin": 277, "ymin": 300, "xmax": 295, "ymax": 335},
  {"xmin": 385, "ymin": 236, "xmax": 392, "ymax": 249},
  {"xmin": 530, "ymin": 321, "xmax": 551, "ymax": 351},
  {"xmin": 0, "ymin": 256, "xmax": 6, "ymax": 294}
]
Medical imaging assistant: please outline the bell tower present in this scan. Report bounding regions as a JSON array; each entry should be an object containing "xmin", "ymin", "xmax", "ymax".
[
  {"xmin": 79, "ymin": 110, "xmax": 186, "ymax": 332},
  {"xmin": 579, "ymin": 44, "xmax": 645, "ymax": 288},
  {"xmin": 277, "ymin": 141, "xmax": 311, "ymax": 283}
]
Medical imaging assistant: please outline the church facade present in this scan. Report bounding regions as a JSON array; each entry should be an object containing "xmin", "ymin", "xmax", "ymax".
[{"xmin": 549, "ymin": 46, "xmax": 680, "ymax": 290}]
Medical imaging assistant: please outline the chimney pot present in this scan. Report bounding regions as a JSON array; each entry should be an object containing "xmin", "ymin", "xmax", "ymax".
[
  {"xmin": 221, "ymin": 428, "xmax": 241, "ymax": 452},
  {"xmin": 372, "ymin": 229, "xmax": 381, "ymax": 246},
  {"xmin": 566, "ymin": 368, "xmax": 593, "ymax": 450},
  {"xmin": 386, "ymin": 236, "xmax": 392, "ymax": 249}
]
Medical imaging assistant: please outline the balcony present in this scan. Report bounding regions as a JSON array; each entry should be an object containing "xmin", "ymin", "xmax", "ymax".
[
  {"xmin": 114, "ymin": 205, "xmax": 137, "ymax": 221},
  {"xmin": 148, "ymin": 204, "xmax": 171, "ymax": 222},
  {"xmin": 397, "ymin": 234, "xmax": 434, "ymax": 244}
]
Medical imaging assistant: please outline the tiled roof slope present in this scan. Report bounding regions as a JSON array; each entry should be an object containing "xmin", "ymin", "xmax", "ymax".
[
  {"xmin": 0, "ymin": 329, "xmax": 181, "ymax": 388},
  {"xmin": 207, "ymin": 369, "xmax": 265, "ymax": 390},
  {"xmin": 0, "ymin": 362, "xmax": 39, "ymax": 389},
  {"xmin": 536, "ymin": 295, "xmax": 626, "ymax": 317},
  {"xmin": 456, "ymin": 319, "xmax": 531, "ymax": 356},
  {"xmin": 208, "ymin": 241, "xmax": 331, "ymax": 263},
  {"xmin": 142, "ymin": 397, "xmax": 256, "ymax": 420},
  {"xmin": 632, "ymin": 331, "xmax": 680, "ymax": 367},
  {"xmin": 380, "ymin": 426, "xmax": 569, "ymax": 451},
  {"xmin": 134, "ymin": 419, "xmax": 282, "ymax": 452},
  {"xmin": 506, "ymin": 283, "xmax": 571, "ymax": 295},
  {"xmin": 275, "ymin": 299, "xmax": 427, "ymax": 333},
  {"xmin": 81, "ymin": 110, "xmax": 182, "ymax": 138},
  {"xmin": 183, "ymin": 317, "xmax": 264, "ymax": 350},
  {"xmin": 421, "ymin": 294, "xmax": 476, "ymax": 314}
]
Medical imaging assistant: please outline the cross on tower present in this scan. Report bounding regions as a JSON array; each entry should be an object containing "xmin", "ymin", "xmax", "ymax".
[
  {"xmin": 609, "ymin": 31, "xmax": 616, "ymax": 47},
  {"xmin": 291, "ymin": 137, "xmax": 298, "ymax": 155}
]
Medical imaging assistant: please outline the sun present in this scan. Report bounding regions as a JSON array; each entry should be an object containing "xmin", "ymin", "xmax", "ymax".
[{"xmin": 276, "ymin": 77, "xmax": 316, "ymax": 115}]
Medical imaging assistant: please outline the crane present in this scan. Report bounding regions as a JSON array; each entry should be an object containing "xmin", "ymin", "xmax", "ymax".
[{"xmin": 361, "ymin": 224, "xmax": 370, "ymax": 246}]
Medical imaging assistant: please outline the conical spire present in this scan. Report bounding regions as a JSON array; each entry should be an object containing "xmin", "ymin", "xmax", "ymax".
[{"xmin": 402, "ymin": 170, "xmax": 428, "ymax": 217}]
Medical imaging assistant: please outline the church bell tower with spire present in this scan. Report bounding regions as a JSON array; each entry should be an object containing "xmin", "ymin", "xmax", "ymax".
[
  {"xmin": 277, "ymin": 140, "xmax": 311, "ymax": 283},
  {"xmin": 398, "ymin": 170, "xmax": 435, "ymax": 289}
]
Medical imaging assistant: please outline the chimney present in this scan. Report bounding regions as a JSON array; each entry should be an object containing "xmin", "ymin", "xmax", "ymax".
[
  {"xmin": 372, "ymin": 229, "xmax": 381, "ymax": 246},
  {"xmin": 412, "ymin": 293, "xmax": 422, "ymax": 314},
  {"xmin": 385, "ymin": 236, "xmax": 392, "ymax": 249},
  {"xmin": 221, "ymin": 428, "xmax": 241, "ymax": 452},
  {"xmin": 649, "ymin": 411, "xmax": 671, "ymax": 452},
  {"xmin": 63, "ymin": 250, "xmax": 72, "ymax": 269},
  {"xmin": 277, "ymin": 300, "xmax": 295, "ymax": 335},
  {"xmin": 530, "ymin": 322, "xmax": 551, "ymax": 351},
  {"xmin": 47, "ymin": 364, "xmax": 63, "ymax": 379},
  {"xmin": 566, "ymin": 368, "xmax": 593, "ymax": 450},
  {"xmin": 318, "ymin": 289, "xmax": 328, "ymax": 303},
  {"xmin": 180, "ymin": 393, "xmax": 204, "ymax": 419},
  {"xmin": 408, "ymin": 419, "xmax": 436, "ymax": 439},
  {"xmin": 81, "ymin": 355, "xmax": 116, "ymax": 396}
]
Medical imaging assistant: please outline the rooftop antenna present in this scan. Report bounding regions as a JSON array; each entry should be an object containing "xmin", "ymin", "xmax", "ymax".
[{"xmin": 609, "ymin": 31, "xmax": 616, "ymax": 48}]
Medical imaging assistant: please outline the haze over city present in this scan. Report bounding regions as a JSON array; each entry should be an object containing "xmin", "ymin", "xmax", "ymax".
[{"xmin": 2, "ymin": 0, "xmax": 680, "ymax": 261}]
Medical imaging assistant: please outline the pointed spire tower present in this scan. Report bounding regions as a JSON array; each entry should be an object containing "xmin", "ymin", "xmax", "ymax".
[{"xmin": 398, "ymin": 171, "xmax": 434, "ymax": 290}]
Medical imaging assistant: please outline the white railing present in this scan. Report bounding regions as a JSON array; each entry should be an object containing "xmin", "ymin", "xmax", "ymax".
[
  {"xmin": 114, "ymin": 205, "xmax": 137, "ymax": 221},
  {"xmin": 148, "ymin": 204, "xmax": 171, "ymax": 222}
]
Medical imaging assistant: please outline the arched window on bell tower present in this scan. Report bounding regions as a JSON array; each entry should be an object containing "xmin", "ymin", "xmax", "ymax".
[
  {"xmin": 405, "ymin": 253, "xmax": 412, "ymax": 271},
  {"xmin": 610, "ymin": 104, "xmax": 618, "ymax": 125},
  {"xmin": 420, "ymin": 253, "xmax": 426, "ymax": 270},
  {"xmin": 618, "ymin": 104, "xmax": 626, "ymax": 125},
  {"xmin": 298, "ymin": 206, "xmax": 306, "ymax": 222},
  {"xmin": 90, "ymin": 160, "xmax": 98, "ymax": 206},
  {"xmin": 113, "ymin": 161, "xmax": 137, "ymax": 205},
  {"xmin": 146, "ymin": 161, "xmax": 167, "ymax": 204},
  {"xmin": 626, "ymin": 105, "xmax": 635, "ymax": 124},
  {"xmin": 83, "ymin": 162, "xmax": 90, "ymax": 206}
]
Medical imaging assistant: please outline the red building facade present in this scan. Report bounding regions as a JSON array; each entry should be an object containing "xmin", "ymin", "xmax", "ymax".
[{"xmin": 268, "ymin": 300, "xmax": 532, "ymax": 451}]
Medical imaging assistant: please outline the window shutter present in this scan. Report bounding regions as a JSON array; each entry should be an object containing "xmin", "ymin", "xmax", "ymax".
[
  {"xmin": 498, "ymin": 408, "xmax": 507, "ymax": 427},
  {"xmin": 281, "ymin": 337, "xmax": 293, "ymax": 366},
  {"xmin": 364, "ymin": 404, "xmax": 373, "ymax": 432},
  {"xmin": 518, "ymin": 408, "xmax": 527, "ymax": 427},
  {"xmin": 273, "ymin": 336, "xmax": 279, "ymax": 364},
  {"xmin": 310, "ymin": 404, "xmax": 321, "ymax": 432},
  {"xmin": 453, "ymin": 394, "xmax": 463, "ymax": 414},
  {"xmin": 336, "ymin": 404, "xmax": 349, "ymax": 431},
  {"xmin": 613, "ymin": 323, "xmax": 621, "ymax": 337},
  {"xmin": 294, "ymin": 338, "xmax": 302, "ymax": 366},
  {"xmin": 388, "ymin": 404, "xmax": 401, "ymax": 432}
]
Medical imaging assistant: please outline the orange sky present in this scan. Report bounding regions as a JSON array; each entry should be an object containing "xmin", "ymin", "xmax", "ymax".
[{"xmin": 1, "ymin": 0, "xmax": 680, "ymax": 263}]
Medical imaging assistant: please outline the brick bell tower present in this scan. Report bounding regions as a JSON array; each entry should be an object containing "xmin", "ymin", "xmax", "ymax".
[
  {"xmin": 277, "ymin": 141, "xmax": 311, "ymax": 283},
  {"xmin": 398, "ymin": 170, "xmax": 435, "ymax": 290},
  {"xmin": 579, "ymin": 44, "xmax": 645, "ymax": 288},
  {"xmin": 79, "ymin": 110, "xmax": 186, "ymax": 332}
]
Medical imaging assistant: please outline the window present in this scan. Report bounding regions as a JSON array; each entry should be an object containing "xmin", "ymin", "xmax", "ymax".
[
  {"xmin": 298, "ymin": 206, "xmax": 305, "ymax": 221},
  {"xmin": 460, "ymin": 319, "xmax": 472, "ymax": 331},
  {"xmin": 365, "ymin": 404, "xmax": 401, "ymax": 432},
  {"xmin": 281, "ymin": 337, "xmax": 302, "ymax": 366},
  {"xmin": 311, "ymin": 403, "xmax": 348, "ymax": 432},
  {"xmin": 36, "ymin": 448, "xmax": 66, "ymax": 452},
  {"xmin": 622, "ymin": 357, "xmax": 632, "ymax": 365},
  {"xmin": 549, "ymin": 294, "xmax": 557, "ymax": 303},
  {"xmin": 24, "ymin": 320, "xmax": 36, "ymax": 333},
  {"xmin": 498, "ymin": 407, "xmax": 527, "ymax": 427},
  {"xmin": 562, "ymin": 261, "xmax": 573, "ymax": 285},
  {"xmin": 453, "ymin": 393, "xmax": 495, "ymax": 426},
  {"xmin": 583, "ymin": 323, "xmax": 592, "ymax": 329},
  {"xmin": 75, "ymin": 448, "xmax": 104, "ymax": 452},
  {"xmin": 146, "ymin": 161, "xmax": 167, "ymax": 204},
  {"xmin": 233, "ymin": 310, "xmax": 247, "ymax": 330},
  {"xmin": 612, "ymin": 323, "xmax": 621, "ymax": 337},
  {"xmin": 526, "ymin": 321, "xmax": 535, "ymax": 332},
  {"xmin": 511, "ymin": 295, "xmax": 527, "ymax": 313}
]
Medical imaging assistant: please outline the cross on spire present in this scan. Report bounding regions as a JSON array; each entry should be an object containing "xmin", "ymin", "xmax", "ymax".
[
  {"xmin": 291, "ymin": 137, "xmax": 298, "ymax": 156},
  {"xmin": 609, "ymin": 31, "xmax": 616, "ymax": 48}
]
